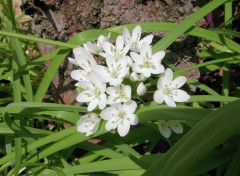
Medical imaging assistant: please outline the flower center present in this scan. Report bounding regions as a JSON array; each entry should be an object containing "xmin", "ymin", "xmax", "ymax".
[
  {"xmin": 94, "ymin": 88, "xmax": 101, "ymax": 97},
  {"xmin": 163, "ymin": 86, "xmax": 171, "ymax": 95},
  {"xmin": 111, "ymin": 70, "xmax": 119, "ymax": 78},
  {"xmin": 118, "ymin": 111, "xmax": 126, "ymax": 119}
]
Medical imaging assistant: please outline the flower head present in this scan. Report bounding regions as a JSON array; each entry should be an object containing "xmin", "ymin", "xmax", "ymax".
[
  {"xmin": 83, "ymin": 34, "xmax": 110, "ymax": 54},
  {"xmin": 75, "ymin": 76, "xmax": 107, "ymax": 111},
  {"xmin": 123, "ymin": 25, "xmax": 153, "ymax": 52},
  {"xmin": 154, "ymin": 68, "xmax": 190, "ymax": 107},
  {"xmin": 131, "ymin": 44, "xmax": 165, "ymax": 78},
  {"xmin": 106, "ymin": 84, "xmax": 131, "ymax": 104},
  {"xmin": 95, "ymin": 55, "xmax": 129, "ymax": 86},
  {"xmin": 69, "ymin": 47, "xmax": 98, "ymax": 82},
  {"xmin": 100, "ymin": 100, "xmax": 138, "ymax": 137},
  {"xmin": 157, "ymin": 120, "xmax": 183, "ymax": 138},
  {"xmin": 76, "ymin": 113, "xmax": 101, "ymax": 136},
  {"xmin": 100, "ymin": 35, "xmax": 130, "ymax": 60}
]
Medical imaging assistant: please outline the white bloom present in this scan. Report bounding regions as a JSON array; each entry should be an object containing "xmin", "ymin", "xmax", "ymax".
[
  {"xmin": 157, "ymin": 120, "xmax": 183, "ymax": 138},
  {"xmin": 76, "ymin": 113, "xmax": 101, "ymax": 136},
  {"xmin": 129, "ymin": 72, "xmax": 145, "ymax": 82},
  {"xmin": 69, "ymin": 47, "xmax": 98, "ymax": 82},
  {"xmin": 130, "ymin": 44, "xmax": 165, "ymax": 78},
  {"xmin": 137, "ymin": 82, "xmax": 146, "ymax": 96},
  {"xmin": 106, "ymin": 84, "xmax": 131, "ymax": 104},
  {"xmin": 100, "ymin": 100, "xmax": 138, "ymax": 137},
  {"xmin": 75, "ymin": 76, "xmax": 107, "ymax": 111},
  {"xmin": 123, "ymin": 25, "xmax": 153, "ymax": 52},
  {"xmin": 154, "ymin": 68, "xmax": 190, "ymax": 107},
  {"xmin": 100, "ymin": 35, "xmax": 130, "ymax": 60},
  {"xmin": 95, "ymin": 55, "xmax": 129, "ymax": 86},
  {"xmin": 83, "ymin": 34, "xmax": 110, "ymax": 54}
]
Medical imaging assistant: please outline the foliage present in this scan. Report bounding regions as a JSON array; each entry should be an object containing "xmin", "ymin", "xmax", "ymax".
[{"xmin": 0, "ymin": 0, "xmax": 240, "ymax": 175}]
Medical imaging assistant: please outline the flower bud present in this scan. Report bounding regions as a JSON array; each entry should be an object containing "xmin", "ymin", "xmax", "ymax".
[{"xmin": 137, "ymin": 82, "xmax": 146, "ymax": 96}]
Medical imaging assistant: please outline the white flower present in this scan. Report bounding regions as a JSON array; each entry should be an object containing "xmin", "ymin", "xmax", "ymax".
[
  {"xmin": 95, "ymin": 55, "xmax": 129, "ymax": 86},
  {"xmin": 83, "ymin": 34, "xmax": 110, "ymax": 54},
  {"xmin": 100, "ymin": 100, "xmax": 138, "ymax": 137},
  {"xmin": 154, "ymin": 68, "xmax": 190, "ymax": 107},
  {"xmin": 130, "ymin": 44, "xmax": 165, "ymax": 78},
  {"xmin": 69, "ymin": 47, "xmax": 98, "ymax": 82},
  {"xmin": 100, "ymin": 35, "xmax": 130, "ymax": 60},
  {"xmin": 123, "ymin": 25, "xmax": 153, "ymax": 52},
  {"xmin": 157, "ymin": 120, "xmax": 183, "ymax": 138},
  {"xmin": 129, "ymin": 72, "xmax": 145, "ymax": 82},
  {"xmin": 106, "ymin": 84, "xmax": 131, "ymax": 104},
  {"xmin": 137, "ymin": 82, "xmax": 146, "ymax": 96},
  {"xmin": 76, "ymin": 113, "xmax": 101, "ymax": 136},
  {"xmin": 75, "ymin": 76, "xmax": 107, "ymax": 111}
]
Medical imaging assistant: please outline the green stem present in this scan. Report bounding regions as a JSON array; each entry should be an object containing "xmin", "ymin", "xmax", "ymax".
[{"xmin": 0, "ymin": 30, "xmax": 77, "ymax": 48}]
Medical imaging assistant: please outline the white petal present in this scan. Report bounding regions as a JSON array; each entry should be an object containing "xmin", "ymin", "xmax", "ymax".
[
  {"xmin": 105, "ymin": 117, "xmax": 119, "ymax": 130},
  {"xmin": 106, "ymin": 55, "xmax": 117, "ymax": 69},
  {"xmin": 68, "ymin": 57, "xmax": 78, "ymax": 66},
  {"xmin": 109, "ymin": 78, "xmax": 123, "ymax": 86},
  {"xmin": 87, "ymin": 98, "xmax": 99, "ymax": 111},
  {"xmin": 137, "ymin": 82, "xmax": 146, "ymax": 96},
  {"xmin": 106, "ymin": 86, "xmax": 117, "ymax": 96},
  {"xmin": 140, "ymin": 44, "xmax": 151, "ymax": 58},
  {"xmin": 150, "ymin": 64, "xmax": 165, "ymax": 75},
  {"xmin": 130, "ymin": 52, "xmax": 142, "ymax": 63},
  {"xmin": 73, "ymin": 47, "xmax": 82, "ymax": 56},
  {"xmin": 140, "ymin": 34, "xmax": 153, "ymax": 45},
  {"xmin": 83, "ymin": 42, "xmax": 100, "ymax": 54},
  {"xmin": 123, "ymin": 100, "xmax": 137, "ymax": 114},
  {"xmin": 94, "ymin": 65, "xmax": 111, "ymax": 83},
  {"xmin": 129, "ymin": 72, "xmax": 139, "ymax": 81},
  {"xmin": 105, "ymin": 120, "xmax": 114, "ymax": 131},
  {"xmin": 75, "ymin": 81, "xmax": 92, "ymax": 90},
  {"xmin": 124, "ymin": 85, "xmax": 132, "ymax": 100},
  {"xmin": 98, "ymin": 94, "xmax": 107, "ymax": 110},
  {"xmin": 172, "ymin": 90, "xmax": 190, "ymax": 102},
  {"xmin": 76, "ymin": 57, "xmax": 92, "ymax": 71},
  {"xmin": 132, "ymin": 25, "xmax": 141, "ymax": 43},
  {"xmin": 118, "ymin": 56, "xmax": 128, "ymax": 68},
  {"xmin": 164, "ymin": 95, "xmax": 176, "ymax": 107},
  {"xmin": 100, "ymin": 107, "xmax": 118, "ymax": 120},
  {"xmin": 90, "ymin": 75, "xmax": 106, "ymax": 92},
  {"xmin": 168, "ymin": 121, "xmax": 183, "ymax": 134},
  {"xmin": 127, "ymin": 113, "xmax": 138, "ymax": 125},
  {"xmin": 171, "ymin": 76, "xmax": 186, "ymax": 89},
  {"xmin": 131, "ymin": 63, "xmax": 142, "ymax": 74},
  {"xmin": 77, "ymin": 123, "xmax": 87, "ymax": 133},
  {"xmin": 141, "ymin": 69, "xmax": 151, "ymax": 78},
  {"xmin": 76, "ymin": 91, "xmax": 93, "ymax": 102},
  {"xmin": 102, "ymin": 42, "xmax": 114, "ymax": 56},
  {"xmin": 122, "ymin": 27, "xmax": 131, "ymax": 42},
  {"xmin": 71, "ymin": 70, "xmax": 89, "ymax": 81},
  {"xmin": 163, "ymin": 68, "xmax": 173, "ymax": 85},
  {"xmin": 154, "ymin": 90, "xmax": 164, "ymax": 104},
  {"xmin": 151, "ymin": 51, "xmax": 165, "ymax": 63},
  {"xmin": 126, "ymin": 56, "xmax": 133, "ymax": 66},
  {"xmin": 117, "ymin": 120, "xmax": 130, "ymax": 137},
  {"xmin": 158, "ymin": 121, "xmax": 171, "ymax": 138},
  {"xmin": 116, "ymin": 35, "xmax": 124, "ymax": 51}
]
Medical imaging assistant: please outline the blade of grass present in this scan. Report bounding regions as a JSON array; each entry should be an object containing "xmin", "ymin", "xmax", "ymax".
[
  {"xmin": 225, "ymin": 145, "xmax": 240, "ymax": 176},
  {"xmin": 144, "ymin": 99, "xmax": 240, "ymax": 176},
  {"xmin": 153, "ymin": 0, "xmax": 229, "ymax": 51},
  {"xmin": 221, "ymin": 1, "xmax": 232, "ymax": 105},
  {"xmin": 0, "ymin": 126, "xmax": 76, "ymax": 166}
]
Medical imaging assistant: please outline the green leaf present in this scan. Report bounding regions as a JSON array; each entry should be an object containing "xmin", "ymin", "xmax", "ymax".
[{"xmin": 144, "ymin": 99, "xmax": 240, "ymax": 176}]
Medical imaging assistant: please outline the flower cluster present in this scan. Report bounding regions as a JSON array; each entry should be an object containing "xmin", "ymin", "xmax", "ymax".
[{"xmin": 70, "ymin": 25, "xmax": 190, "ymax": 137}]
